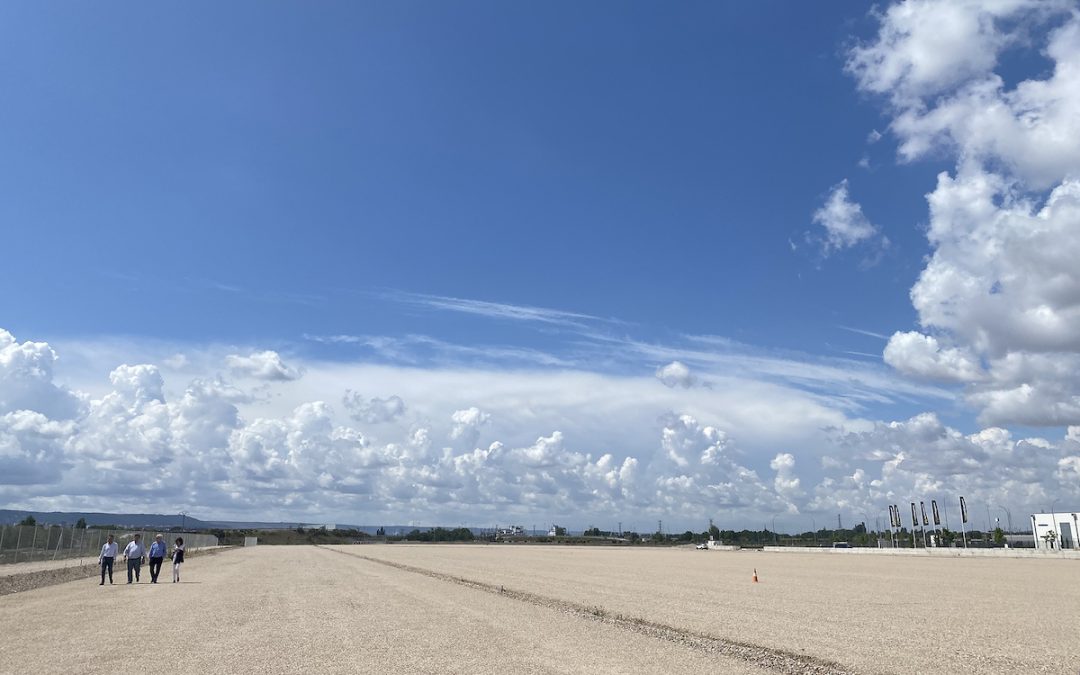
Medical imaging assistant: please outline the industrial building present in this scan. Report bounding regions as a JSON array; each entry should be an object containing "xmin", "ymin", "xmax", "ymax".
[{"xmin": 1030, "ymin": 511, "xmax": 1078, "ymax": 549}]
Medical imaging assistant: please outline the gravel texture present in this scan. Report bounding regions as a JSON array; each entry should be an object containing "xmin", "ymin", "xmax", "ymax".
[
  {"xmin": 0, "ymin": 546, "xmax": 229, "ymax": 578},
  {"xmin": 2, "ymin": 544, "xmax": 1075, "ymax": 674},
  {"xmin": 0, "ymin": 547, "xmax": 230, "ymax": 596},
  {"xmin": 0, "ymin": 545, "xmax": 772, "ymax": 674},
  {"xmin": 336, "ymin": 544, "xmax": 1080, "ymax": 674}
]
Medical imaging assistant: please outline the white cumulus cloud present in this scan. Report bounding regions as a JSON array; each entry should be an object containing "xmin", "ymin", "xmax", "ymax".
[
  {"xmin": 883, "ymin": 331, "xmax": 984, "ymax": 383},
  {"xmin": 342, "ymin": 391, "xmax": 406, "ymax": 424},
  {"xmin": 811, "ymin": 179, "xmax": 886, "ymax": 254},
  {"xmin": 655, "ymin": 361, "xmax": 694, "ymax": 388},
  {"xmin": 226, "ymin": 350, "xmax": 303, "ymax": 381},
  {"xmin": 854, "ymin": 1, "xmax": 1080, "ymax": 426}
]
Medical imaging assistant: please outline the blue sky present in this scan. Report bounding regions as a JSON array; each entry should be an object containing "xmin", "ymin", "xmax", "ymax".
[
  {"xmin": 2, "ymin": 1, "xmax": 1079, "ymax": 529},
  {"xmin": 2, "ymin": 2, "xmax": 930, "ymax": 349}
]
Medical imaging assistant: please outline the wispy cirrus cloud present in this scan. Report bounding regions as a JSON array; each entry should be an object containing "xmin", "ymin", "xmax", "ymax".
[
  {"xmin": 378, "ymin": 290, "xmax": 618, "ymax": 329},
  {"xmin": 304, "ymin": 323, "xmax": 953, "ymax": 413},
  {"xmin": 837, "ymin": 325, "xmax": 890, "ymax": 341},
  {"xmin": 303, "ymin": 333, "xmax": 575, "ymax": 368}
]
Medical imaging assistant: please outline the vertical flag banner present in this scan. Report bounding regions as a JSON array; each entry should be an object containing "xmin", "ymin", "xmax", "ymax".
[
  {"xmin": 932, "ymin": 500, "xmax": 941, "ymax": 526},
  {"xmin": 960, "ymin": 496, "xmax": 968, "ymax": 524},
  {"xmin": 920, "ymin": 501, "xmax": 929, "ymax": 526},
  {"xmin": 911, "ymin": 503, "xmax": 919, "ymax": 529}
]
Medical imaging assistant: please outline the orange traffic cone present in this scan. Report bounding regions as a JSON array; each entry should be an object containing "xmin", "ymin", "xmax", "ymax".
[{"xmin": 752, "ymin": 568, "xmax": 759, "ymax": 583}]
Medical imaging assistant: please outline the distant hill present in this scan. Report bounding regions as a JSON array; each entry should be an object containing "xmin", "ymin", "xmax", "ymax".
[
  {"xmin": 0, "ymin": 509, "xmax": 510, "ymax": 535},
  {"xmin": 0, "ymin": 509, "xmax": 387, "ymax": 532},
  {"xmin": 0, "ymin": 509, "xmax": 212, "ymax": 529}
]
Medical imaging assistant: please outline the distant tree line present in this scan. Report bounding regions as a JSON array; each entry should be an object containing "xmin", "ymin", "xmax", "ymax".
[{"xmin": 392, "ymin": 527, "xmax": 475, "ymax": 542}]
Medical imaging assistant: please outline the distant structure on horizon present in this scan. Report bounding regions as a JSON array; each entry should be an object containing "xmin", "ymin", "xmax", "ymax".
[
  {"xmin": 1030, "ymin": 511, "xmax": 1078, "ymax": 550},
  {"xmin": 496, "ymin": 525, "xmax": 525, "ymax": 538}
]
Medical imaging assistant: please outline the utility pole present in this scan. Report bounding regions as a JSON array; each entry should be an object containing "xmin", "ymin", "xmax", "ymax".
[
  {"xmin": 838, "ymin": 513, "xmax": 842, "ymax": 530},
  {"xmin": 618, "ymin": 521, "xmax": 622, "ymax": 536},
  {"xmin": 658, "ymin": 520, "xmax": 662, "ymax": 536}
]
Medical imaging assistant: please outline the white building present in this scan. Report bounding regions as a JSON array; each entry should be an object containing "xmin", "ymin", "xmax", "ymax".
[{"xmin": 1030, "ymin": 511, "xmax": 1079, "ymax": 550}]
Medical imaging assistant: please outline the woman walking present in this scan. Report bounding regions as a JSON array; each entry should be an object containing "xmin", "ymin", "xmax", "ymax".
[{"xmin": 171, "ymin": 537, "xmax": 185, "ymax": 582}]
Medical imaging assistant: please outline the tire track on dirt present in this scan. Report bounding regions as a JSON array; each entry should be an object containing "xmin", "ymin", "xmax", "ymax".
[{"xmin": 319, "ymin": 546, "xmax": 863, "ymax": 675}]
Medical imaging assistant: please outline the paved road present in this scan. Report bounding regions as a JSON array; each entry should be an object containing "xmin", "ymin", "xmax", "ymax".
[{"xmin": 0, "ymin": 546, "xmax": 770, "ymax": 674}]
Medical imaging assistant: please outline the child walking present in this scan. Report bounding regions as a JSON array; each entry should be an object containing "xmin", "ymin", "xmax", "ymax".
[{"xmin": 171, "ymin": 537, "xmax": 185, "ymax": 582}]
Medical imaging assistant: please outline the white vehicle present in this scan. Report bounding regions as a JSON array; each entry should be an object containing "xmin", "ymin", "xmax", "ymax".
[{"xmin": 696, "ymin": 543, "xmax": 708, "ymax": 550}]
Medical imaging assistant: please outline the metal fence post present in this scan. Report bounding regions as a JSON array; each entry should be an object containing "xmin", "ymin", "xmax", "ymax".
[{"xmin": 14, "ymin": 526, "xmax": 23, "ymax": 564}]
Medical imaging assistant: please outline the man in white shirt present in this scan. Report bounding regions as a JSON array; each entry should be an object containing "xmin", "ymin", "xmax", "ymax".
[
  {"xmin": 123, "ymin": 534, "xmax": 146, "ymax": 584},
  {"xmin": 99, "ymin": 534, "xmax": 118, "ymax": 585}
]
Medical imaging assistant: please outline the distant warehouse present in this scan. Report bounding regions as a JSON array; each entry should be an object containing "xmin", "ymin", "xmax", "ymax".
[{"xmin": 1030, "ymin": 511, "xmax": 1078, "ymax": 549}]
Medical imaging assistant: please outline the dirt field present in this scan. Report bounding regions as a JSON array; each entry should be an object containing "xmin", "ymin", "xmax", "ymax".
[
  {"xmin": 338, "ymin": 544, "xmax": 1078, "ymax": 674},
  {"xmin": 0, "ymin": 547, "xmax": 228, "ymax": 578},
  {"xmin": 0, "ymin": 545, "xmax": 1075, "ymax": 674}
]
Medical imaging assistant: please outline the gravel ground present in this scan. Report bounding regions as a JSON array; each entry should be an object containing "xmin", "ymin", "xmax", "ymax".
[
  {"xmin": 0, "ymin": 546, "xmax": 774, "ymax": 674},
  {"xmin": 0, "ymin": 546, "xmax": 228, "ymax": 577},
  {"xmin": 0, "ymin": 548, "xmax": 231, "ymax": 596},
  {"xmin": 0, "ymin": 559, "xmax": 97, "ymax": 577},
  {"xmin": 336, "ymin": 544, "xmax": 1080, "ymax": 674}
]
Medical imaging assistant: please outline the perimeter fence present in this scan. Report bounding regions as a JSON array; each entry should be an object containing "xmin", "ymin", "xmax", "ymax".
[{"xmin": 0, "ymin": 525, "xmax": 219, "ymax": 569}]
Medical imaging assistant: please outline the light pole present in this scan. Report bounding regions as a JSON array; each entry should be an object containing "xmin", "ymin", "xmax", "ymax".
[
  {"xmin": 811, "ymin": 515, "xmax": 817, "ymax": 547},
  {"xmin": 180, "ymin": 511, "xmax": 188, "ymax": 531},
  {"xmin": 1051, "ymin": 500, "xmax": 1059, "ymax": 550},
  {"xmin": 771, "ymin": 516, "xmax": 778, "ymax": 546},
  {"xmin": 996, "ymin": 505, "xmax": 1012, "ymax": 533}
]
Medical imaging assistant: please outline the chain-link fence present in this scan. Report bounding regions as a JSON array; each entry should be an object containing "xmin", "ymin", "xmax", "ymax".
[{"xmin": 0, "ymin": 525, "xmax": 219, "ymax": 570}]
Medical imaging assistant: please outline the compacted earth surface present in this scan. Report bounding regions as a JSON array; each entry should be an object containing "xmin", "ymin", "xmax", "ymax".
[{"xmin": 0, "ymin": 545, "xmax": 1075, "ymax": 674}]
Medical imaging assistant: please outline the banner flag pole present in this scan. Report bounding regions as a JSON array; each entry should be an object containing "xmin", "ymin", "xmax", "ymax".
[{"xmin": 959, "ymin": 496, "xmax": 968, "ymax": 548}]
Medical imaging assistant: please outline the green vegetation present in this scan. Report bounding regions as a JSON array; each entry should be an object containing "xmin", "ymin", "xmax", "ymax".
[
  {"xmin": 392, "ymin": 527, "xmax": 475, "ymax": 542},
  {"xmin": 18, "ymin": 515, "xmax": 36, "ymax": 526},
  {"xmin": 211, "ymin": 527, "xmax": 372, "ymax": 546}
]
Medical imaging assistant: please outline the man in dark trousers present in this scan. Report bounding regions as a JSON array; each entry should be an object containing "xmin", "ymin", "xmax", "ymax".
[
  {"xmin": 123, "ymin": 534, "xmax": 146, "ymax": 583},
  {"xmin": 147, "ymin": 534, "xmax": 167, "ymax": 583},
  {"xmin": 98, "ymin": 534, "xmax": 117, "ymax": 585}
]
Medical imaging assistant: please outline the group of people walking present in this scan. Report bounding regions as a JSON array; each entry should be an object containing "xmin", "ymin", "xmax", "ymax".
[{"xmin": 98, "ymin": 533, "xmax": 185, "ymax": 585}]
